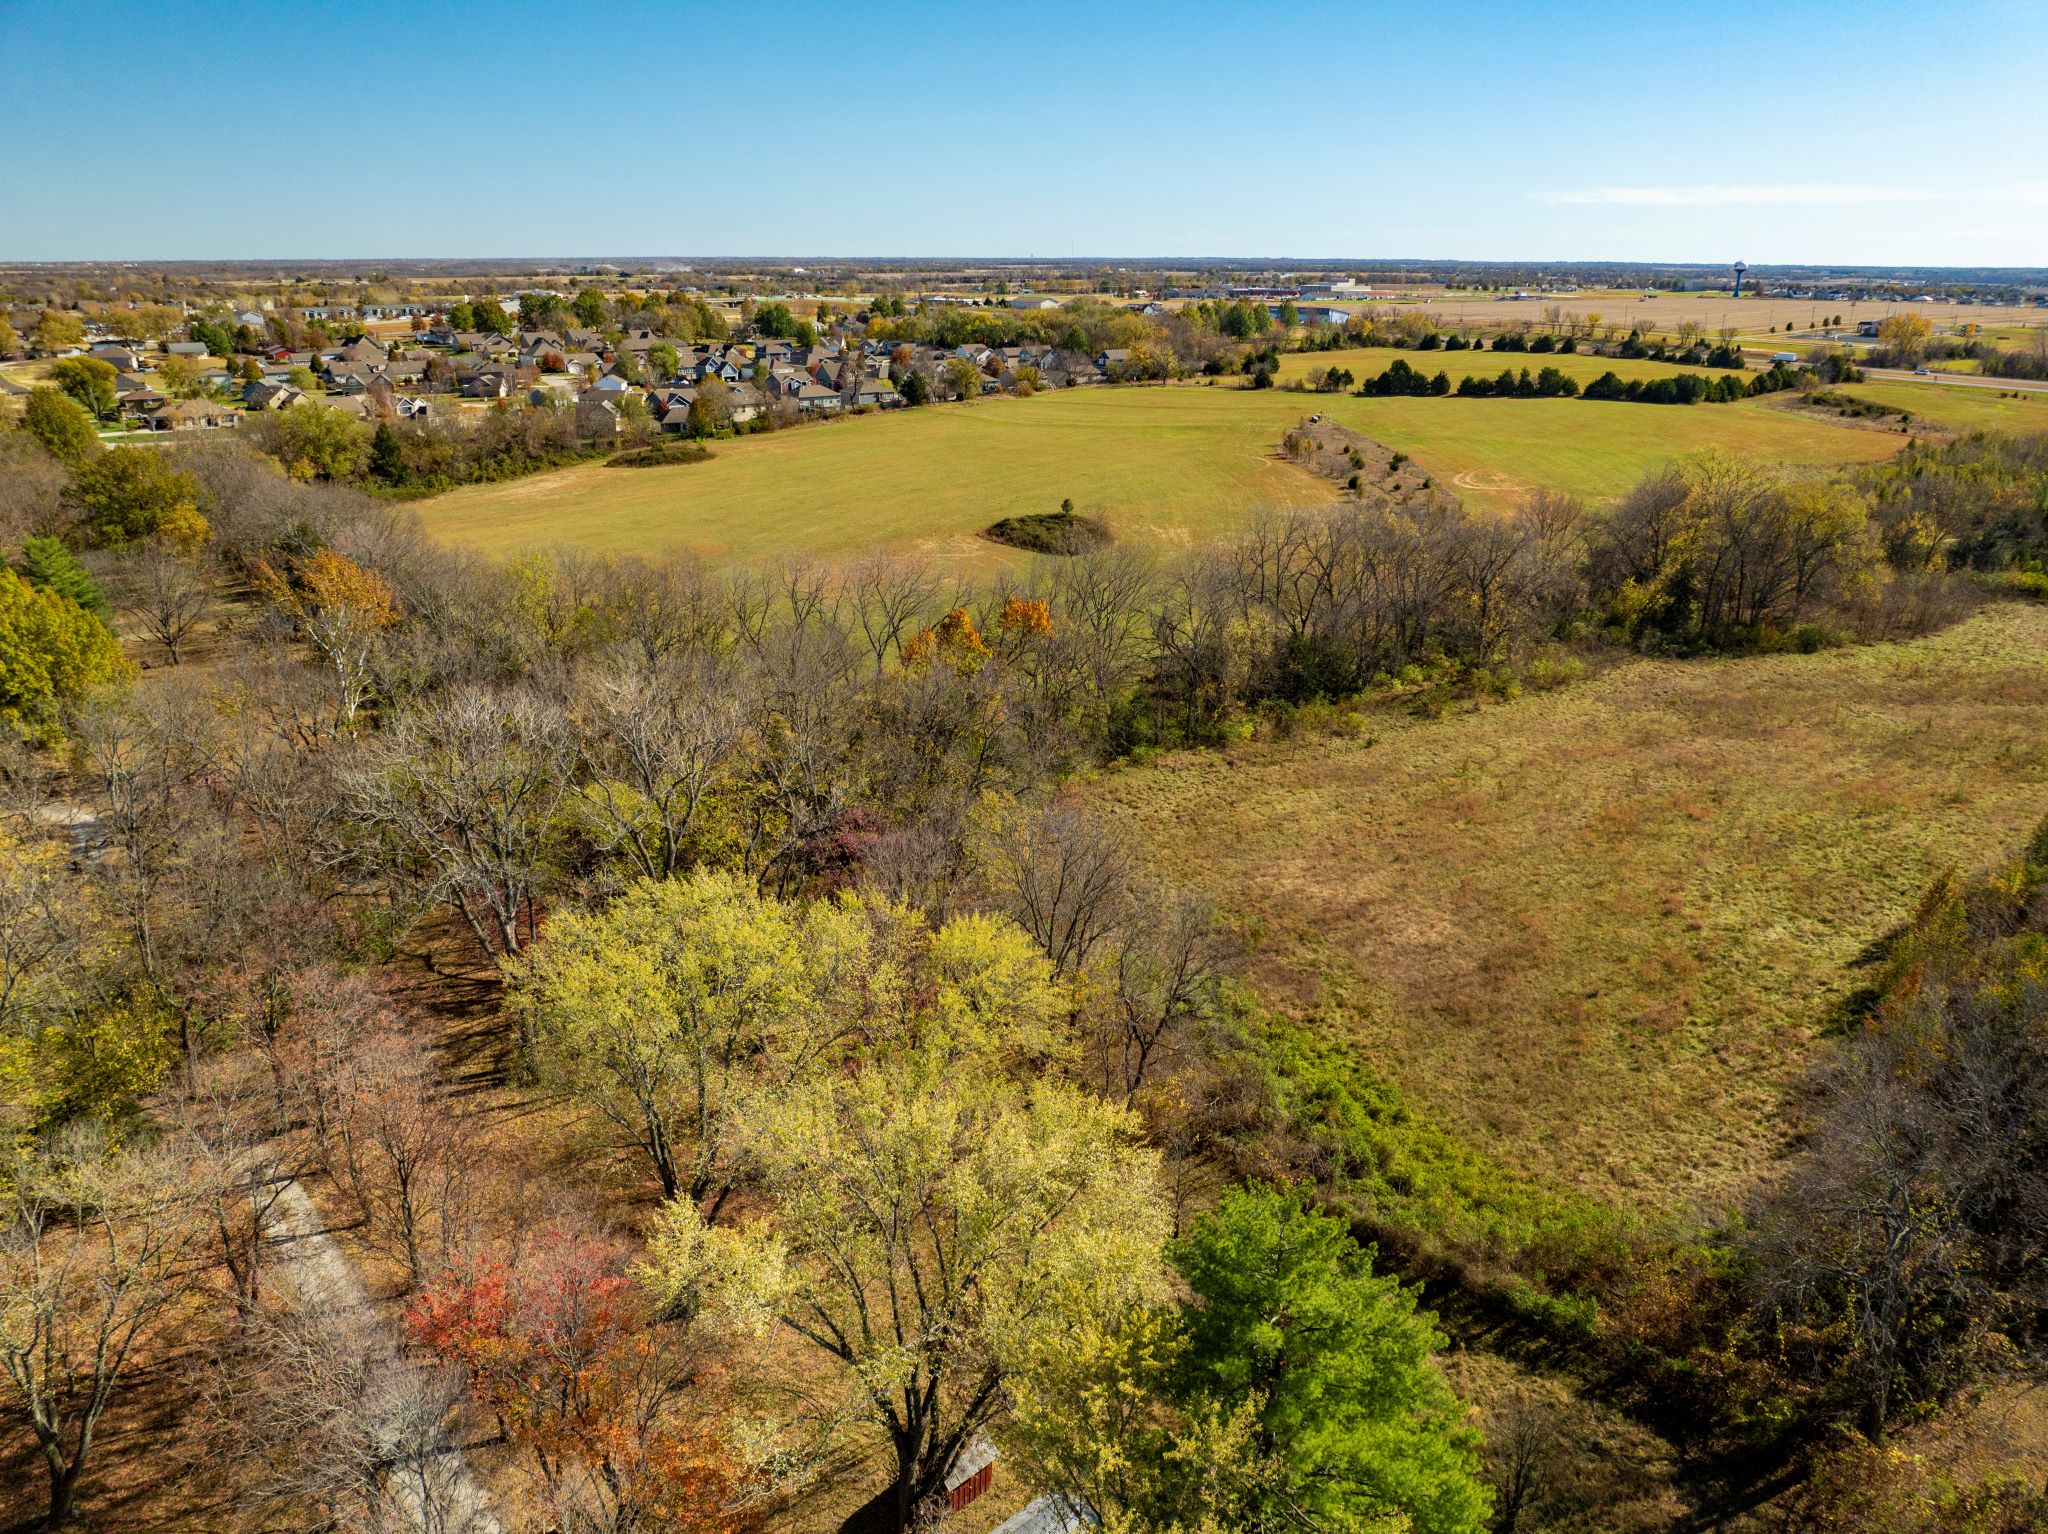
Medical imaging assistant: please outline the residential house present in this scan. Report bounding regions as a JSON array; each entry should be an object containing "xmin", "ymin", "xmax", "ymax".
[
  {"xmin": 243, "ymin": 381, "xmax": 306, "ymax": 411},
  {"xmin": 147, "ymin": 399, "xmax": 236, "ymax": 431},
  {"xmin": 575, "ymin": 395, "xmax": 623, "ymax": 438},
  {"xmin": 843, "ymin": 377, "xmax": 901, "ymax": 410}
]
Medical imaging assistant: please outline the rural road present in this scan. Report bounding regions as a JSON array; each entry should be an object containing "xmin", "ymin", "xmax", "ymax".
[
  {"xmin": 269, "ymin": 1180, "xmax": 501, "ymax": 1534},
  {"xmin": 1861, "ymin": 366, "xmax": 2048, "ymax": 394}
]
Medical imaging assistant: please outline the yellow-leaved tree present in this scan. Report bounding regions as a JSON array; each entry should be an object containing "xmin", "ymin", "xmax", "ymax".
[
  {"xmin": 640, "ymin": 1067, "xmax": 1166, "ymax": 1534},
  {"xmin": 0, "ymin": 568, "xmax": 130, "ymax": 743},
  {"xmin": 509, "ymin": 871, "xmax": 1070, "ymax": 1215}
]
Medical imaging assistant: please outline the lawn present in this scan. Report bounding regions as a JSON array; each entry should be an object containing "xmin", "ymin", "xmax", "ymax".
[
  {"xmin": 418, "ymin": 384, "xmax": 1900, "ymax": 561},
  {"xmin": 1088, "ymin": 603, "xmax": 2048, "ymax": 1214}
]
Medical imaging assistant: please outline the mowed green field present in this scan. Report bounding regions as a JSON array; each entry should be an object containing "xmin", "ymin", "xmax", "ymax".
[
  {"xmin": 1274, "ymin": 344, "xmax": 1746, "ymax": 390},
  {"xmin": 418, "ymin": 388, "xmax": 1332, "ymax": 567},
  {"xmin": 1833, "ymin": 380, "xmax": 2048, "ymax": 435},
  {"xmin": 418, "ymin": 384, "xmax": 1903, "ymax": 561},
  {"xmin": 1088, "ymin": 603, "xmax": 2048, "ymax": 1214},
  {"xmin": 1314, "ymin": 389, "xmax": 1901, "ymax": 506}
]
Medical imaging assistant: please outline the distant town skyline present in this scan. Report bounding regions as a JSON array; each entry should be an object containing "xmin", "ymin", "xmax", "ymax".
[{"xmin": 4, "ymin": 0, "xmax": 2043, "ymax": 265}]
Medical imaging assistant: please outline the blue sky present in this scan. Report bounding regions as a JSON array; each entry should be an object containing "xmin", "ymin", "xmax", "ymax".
[{"xmin": 4, "ymin": 0, "xmax": 2043, "ymax": 265}]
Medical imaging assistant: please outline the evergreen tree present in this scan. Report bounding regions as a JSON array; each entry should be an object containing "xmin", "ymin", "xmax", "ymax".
[
  {"xmin": 15, "ymin": 537, "xmax": 110, "ymax": 626},
  {"xmin": 368, "ymin": 422, "xmax": 405, "ymax": 484}
]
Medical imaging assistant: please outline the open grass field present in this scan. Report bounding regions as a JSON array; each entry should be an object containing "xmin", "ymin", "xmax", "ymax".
[
  {"xmin": 418, "ymin": 383, "xmax": 1903, "ymax": 561},
  {"xmin": 1274, "ymin": 345, "xmax": 1745, "ymax": 390},
  {"xmin": 1088, "ymin": 603, "xmax": 2048, "ymax": 1214},
  {"xmin": 416, "ymin": 387, "xmax": 1333, "ymax": 567},
  {"xmin": 1312, "ymin": 389, "xmax": 1901, "ymax": 507},
  {"xmin": 1834, "ymin": 379, "xmax": 2048, "ymax": 435}
]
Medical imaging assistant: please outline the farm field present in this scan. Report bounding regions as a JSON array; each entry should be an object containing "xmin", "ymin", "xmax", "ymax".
[
  {"xmin": 418, "ymin": 382, "xmax": 1903, "ymax": 560},
  {"xmin": 1088, "ymin": 602, "xmax": 2048, "ymax": 1213}
]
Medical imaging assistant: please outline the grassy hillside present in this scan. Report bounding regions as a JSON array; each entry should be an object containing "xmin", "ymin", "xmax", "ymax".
[
  {"xmin": 417, "ymin": 384, "xmax": 1899, "ymax": 560},
  {"xmin": 1088, "ymin": 603, "xmax": 2048, "ymax": 1214}
]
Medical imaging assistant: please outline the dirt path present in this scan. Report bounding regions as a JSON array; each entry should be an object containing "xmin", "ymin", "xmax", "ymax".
[{"xmin": 268, "ymin": 1179, "xmax": 501, "ymax": 1534}]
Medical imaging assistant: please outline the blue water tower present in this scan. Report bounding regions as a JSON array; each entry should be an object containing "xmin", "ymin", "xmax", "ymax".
[{"xmin": 1733, "ymin": 261, "xmax": 1747, "ymax": 297}]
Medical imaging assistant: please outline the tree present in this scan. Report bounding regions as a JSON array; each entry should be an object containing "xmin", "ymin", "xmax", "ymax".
[
  {"xmin": 257, "ymin": 403, "xmax": 371, "ymax": 481},
  {"xmin": 0, "ymin": 1149, "xmax": 198, "ymax": 1530},
  {"xmin": 1168, "ymin": 1185, "xmax": 1491, "ymax": 1534},
  {"xmin": 944, "ymin": 356, "xmax": 983, "ymax": 402},
  {"xmin": 686, "ymin": 376, "xmax": 731, "ymax": 439},
  {"xmin": 367, "ymin": 420, "xmax": 404, "ymax": 484},
  {"xmin": 572, "ymin": 289, "xmax": 608, "ymax": 328},
  {"xmin": 51, "ymin": 358, "xmax": 119, "ymax": 420},
  {"xmin": 30, "ymin": 310, "xmax": 84, "ymax": 355},
  {"xmin": 16, "ymin": 537, "xmax": 110, "ymax": 626},
  {"xmin": 0, "ymin": 567, "xmax": 130, "ymax": 742},
  {"xmin": 644, "ymin": 1068, "xmax": 1166, "ymax": 1533},
  {"xmin": 648, "ymin": 342, "xmax": 680, "ymax": 381},
  {"xmin": 0, "ymin": 317, "xmax": 18, "ymax": 356},
  {"xmin": 513, "ymin": 870, "xmax": 844, "ymax": 1208},
  {"xmin": 156, "ymin": 352, "xmax": 207, "ymax": 400},
  {"xmin": 1877, "ymin": 312, "xmax": 1933, "ymax": 364},
  {"xmin": 408, "ymin": 1228, "xmax": 739, "ymax": 1533},
  {"xmin": 21, "ymin": 389, "xmax": 99, "ymax": 463},
  {"xmin": 343, "ymin": 685, "xmax": 573, "ymax": 959},
  {"xmin": 285, "ymin": 364, "xmax": 318, "ymax": 391},
  {"xmin": 251, "ymin": 548, "xmax": 398, "ymax": 728},
  {"xmin": 117, "ymin": 539, "xmax": 213, "ymax": 665},
  {"xmin": 568, "ymin": 657, "xmax": 743, "ymax": 880},
  {"xmin": 899, "ymin": 366, "xmax": 932, "ymax": 406},
  {"xmin": 68, "ymin": 446, "xmax": 205, "ymax": 546},
  {"xmin": 472, "ymin": 297, "xmax": 513, "ymax": 335}
]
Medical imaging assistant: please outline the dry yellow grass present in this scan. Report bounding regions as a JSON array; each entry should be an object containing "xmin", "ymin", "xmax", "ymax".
[{"xmin": 1088, "ymin": 604, "xmax": 2048, "ymax": 1215}]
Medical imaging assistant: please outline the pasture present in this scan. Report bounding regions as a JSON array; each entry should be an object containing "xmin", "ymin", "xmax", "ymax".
[
  {"xmin": 417, "ymin": 383, "xmax": 1901, "ymax": 560},
  {"xmin": 1089, "ymin": 602, "xmax": 2048, "ymax": 1213}
]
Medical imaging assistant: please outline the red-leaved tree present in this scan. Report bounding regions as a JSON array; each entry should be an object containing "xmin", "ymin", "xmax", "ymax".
[{"xmin": 407, "ymin": 1228, "xmax": 744, "ymax": 1534}]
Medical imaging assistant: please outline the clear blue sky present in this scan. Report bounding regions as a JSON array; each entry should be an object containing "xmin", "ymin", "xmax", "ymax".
[{"xmin": 4, "ymin": 0, "xmax": 2043, "ymax": 265}]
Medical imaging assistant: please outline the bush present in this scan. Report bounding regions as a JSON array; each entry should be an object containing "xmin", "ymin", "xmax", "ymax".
[
  {"xmin": 607, "ymin": 440, "xmax": 713, "ymax": 469},
  {"xmin": 984, "ymin": 508, "xmax": 1112, "ymax": 555}
]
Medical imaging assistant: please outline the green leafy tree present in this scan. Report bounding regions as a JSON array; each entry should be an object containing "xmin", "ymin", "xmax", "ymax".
[
  {"xmin": 647, "ymin": 342, "xmax": 679, "ymax": 381},
  {"xmin": 50, "ymin": 358, "xmax": 119, "ymax": 420},
  {"xmin": 15, "ymin": 538, "xmax": 110, "ymax": 626},
  {"xmin": 471, "ymin": 298, "xmax": 513, "ymax": 336},
  {"xmin": 944, "ymin": 356, "xmax": 983, "ymax": 401},
  {"xmin": 67, "ymin": 448, "xmax": 205, "ymax": 547},
  {"xmin": 30, "ymin": 310, "xmax": 85, "ymax": 355},
  {"xmin": 447, "ymin": 301, "xmax": 477, "ymax": 333},
  {"xmin": 572, "ymin": 289, "xmax": 608, "ymax": 328},
  {"xmin": 1168, "ymin": 1185, "xmax": 1490, "ymax": 1534},
  {"xmin": 0, "ymin": 317, "xmax": 18, "ymax": 356},
  {"xmin": 22, "ymin": 389, "xmax": 99, "ymax": 463},
  {"xmin": 0, "ymin": 567, "xmax": 130, "ymax": 741},
  {"xmin": 285, "ymin": 364, "xmax": 318, "ymax": 391}
]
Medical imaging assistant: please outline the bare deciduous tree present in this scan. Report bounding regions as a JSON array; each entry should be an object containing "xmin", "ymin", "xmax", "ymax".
[
  {"xmin": 117, "ymin": 540, "xmax": 213, "ymax": 666},
  {"xmin": 0, "ymin": 1147, "xmax": 198, "ymax": 1529}
]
